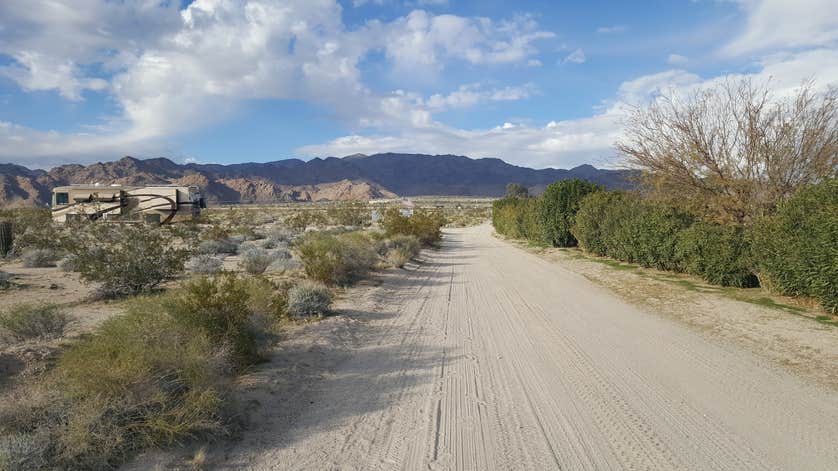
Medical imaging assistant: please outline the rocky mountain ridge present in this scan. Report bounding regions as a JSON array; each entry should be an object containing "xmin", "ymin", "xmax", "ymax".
[{"xmin": 0, "ymin": 153, "xmax": 634, "ymax": 207}]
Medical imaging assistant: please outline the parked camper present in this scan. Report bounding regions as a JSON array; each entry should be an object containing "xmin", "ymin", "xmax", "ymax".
[{"xmin": 51, "ymin": 184, "xmax": 205, "ymax": 224}]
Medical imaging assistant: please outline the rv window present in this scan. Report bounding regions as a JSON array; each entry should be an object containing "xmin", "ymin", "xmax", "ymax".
[{"xmin": 55, "ymin": 192, "xmax": 69, "ymax": 205}]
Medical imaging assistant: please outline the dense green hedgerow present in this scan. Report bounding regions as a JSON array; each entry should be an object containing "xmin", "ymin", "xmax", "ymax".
[
  {"xmin": 750, "ymin": 178, "xmax": 838, "ymax": 312},
  {"xmin": 539, "ymin": 179, "xmax": 602, "ymax": 247},
  {"xmin": 572, "ymin": 191, "xmax": 693, "ymax": 270},
  {"xmin": 492, "ymin": 197, "xmax": 541, "ymax": 242},
  {"xmin": 676, "ymin": 222, "xmax": 759, "ymax": 288}
]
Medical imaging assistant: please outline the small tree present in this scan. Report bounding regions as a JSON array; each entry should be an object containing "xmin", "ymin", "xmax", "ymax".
[
  {"xmin": 72, "ymin": 224, "xmax": 188, "ymax": 297},
  {"xmin": 539, "ymin": 179, "xmax": 601, "ymax": 247},
  {"xmin": 618, "ymin": 79, "xmax": 838, "ymax": 223},
  {"xmin": 505, "ymin": 183, "xmax": 529, "ymax": 198}
]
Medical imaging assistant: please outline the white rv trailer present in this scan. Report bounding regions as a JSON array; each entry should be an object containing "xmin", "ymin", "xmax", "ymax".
[{"xmin": 51, "ymin": 184, "xmax": 205, "ymax": 224}]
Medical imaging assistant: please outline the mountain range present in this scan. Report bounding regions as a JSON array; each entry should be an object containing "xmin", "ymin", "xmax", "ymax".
[{"xmin": 0, "ymin": 153, "xmax": 634, "ymax": 207}]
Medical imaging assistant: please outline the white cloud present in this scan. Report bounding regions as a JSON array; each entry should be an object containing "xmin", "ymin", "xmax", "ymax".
[
  {"xmin": 724, "ymin": 0, "xmax": 838, "ymax": 56},
  {"xmin": 596, "ymin": 25, "xmax": 626, "ymax": 34},
  {"xmin": 298, "ymin": 48, "xmax": 838, "ymax": 169},
  {"xmin": 667, "ymin": 53, "xmax": 688, "ymax": 65},
  {"xmin": 563, "ymin": 48, "xmax": 586, "ymax": 64},
  {"xmin": 0, "ymin": 1, "xmax": 554, "ymax": 165}
]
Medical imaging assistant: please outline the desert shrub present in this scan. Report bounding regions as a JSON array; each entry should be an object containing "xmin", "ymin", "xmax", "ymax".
[
  {"xmin": 539, "ymin": 179, "xmax": 602, "ymax": 247},
  {"xmin": 197, "ymin": 238, "xmax": 239, "ymax": 255},
  {"xmin": 239, "ymin": 276, "xmax": 288, "ymax": 320},
  {"xmin": 267, "ymin": 257, "xmax": 301, "ymax": 274},
  {"xmin": 238, "ymin": 247, "xmax": 275, "ymax": 275},
  {"xmin": 0, "ymin": 208, "xmax": 51, "ymax": 237},
  {"xmin": 0, "ymin": 304, "xmax": 70, "ymax": 342},
  {"xmin": 381, "ymin": 208, "xmax": 445, "ymax": 246},
  {"xmin": 287, "ymin": 281, "xmax": 332, "ymax": 318},
  {"xmin": 296, "ymin": 231, "xmax": 377, "ymax": 285},
  {"xmin": 185, "ymin": 254, "xmax": 224, "ymax": 274},
  {"xmin": 384, "ymin": 235, "xmax": 421, "ymax": 268},
  {"xmin": 675, "ymin": 223, "xmax": 759, "ymax": 287},
  {"xmin": 0, "ymin": 430, "xmax": 52, "ymax": 471},
  {"xmin": 492, "ymin": 197, "xmax": 541, "ymax": 241},
  {"xmin": 50, "ymin": 305, "xmax": 229, "ymax": 469},
  {"xmin": 71, "ymin": 224, "xmax": 188, "ymax": 297},
  {"xmin": 0, "ymin": 271, "xmax": 13, "ymax": 289},
  {"xmin": 20, "ymin": 248, "xmax": 58, "ymax": 268},
  {"xmin": 750, "ymin": 178, "xmax": 838, "ymax": 312},
  {"xmin": 163, "ymin": 275, "xmax": 260, "ymax": 366},
  {"xmin": 573, "ymin": 191, "xmax": 692, "ymax": 270},
  {"xmin": 286, "ymin": 210, "xmax": 326, "ymax": 231},
  {"xmin": 58, "ymin": 254, "xmax": 82, "ymax": 272},
  {"xmin": 327, "ymin": 202, "xmax": 371, "ymax": 227}
]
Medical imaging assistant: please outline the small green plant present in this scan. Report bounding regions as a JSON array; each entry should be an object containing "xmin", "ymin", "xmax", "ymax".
[
  {"xmin": 327, "ymin": 201, "xmax": 371, "ymax": 227},
  {"xmin": 287, "ymin": 281, "xmax": 332, "ymax": 318},
  {"xmin": 0, "ymin": 304, "xmax": 70, "ymax": 342}
]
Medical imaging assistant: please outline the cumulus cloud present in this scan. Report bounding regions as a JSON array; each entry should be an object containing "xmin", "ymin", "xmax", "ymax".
[
  {"xmin": 723, "ymin": 0, "xmax": 838, "ymax": 56},
  {"xmin": 0, "ymin": 0, "xmax": 554, "ymax": 165}
]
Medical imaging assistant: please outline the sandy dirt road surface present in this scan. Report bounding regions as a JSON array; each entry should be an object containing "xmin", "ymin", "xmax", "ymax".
[{"xmin": 219, "ymin": 224, "xmax": 838, "ymax": 470}]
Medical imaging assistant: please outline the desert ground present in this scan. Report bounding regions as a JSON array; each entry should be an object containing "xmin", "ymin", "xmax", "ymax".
[{"xmin": 182, "ymin": 223, "xmax": 838, "ymax": 471}]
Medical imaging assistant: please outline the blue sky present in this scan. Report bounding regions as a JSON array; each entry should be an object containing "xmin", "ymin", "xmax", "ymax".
[{"xmin": 0, "ymin": 0, "xmax": 836, "ymax": 169}]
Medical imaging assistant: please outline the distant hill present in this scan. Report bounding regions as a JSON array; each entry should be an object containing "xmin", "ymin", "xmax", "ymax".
[{"xmin": 0, "ymin": 153, "xmax": 635, "ymax": 207}]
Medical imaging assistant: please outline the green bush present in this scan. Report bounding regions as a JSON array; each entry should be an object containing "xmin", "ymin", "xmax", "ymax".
[
  {"xmin": 287, "ymin": 281, "xmax": 332, "ymax": 318},
  {"xmin": 539, "ymin": 179, "xmax": 602, "ymax": 247},
  {"xmin": 381, "ymin": 208, "xmax": 445, "ymax": 246},
  {"xmin": 676, "ymin": 223, "xmax": 759, "ymax": 287},
  {"xmin": 491, "ymin": 197, "xmax": 541, "ymax": 241},
  {"xmin": 163, "ymin": 274, "xmax": 261, "ymax": 366},
  {"xmin": 72, "ymin": 225, "xmax": 188, "ymax": 297},
  {"xmin": 0, "ymin": 304, "xmax": 70, "ymax": 342},
  {"xmin": 326, "ymin": 202, "xmax": 371, "ymax": 227},
  {"xmin": 296, "ymin": 231, "xmax": 377, "ymax": 285},
  {"xmin": 751, "ymin": 179, "xmax": 838, "ymax": 312},
  {"xmin": 573, "ymin": 191, "xmax": 693, "ymax": 270}
]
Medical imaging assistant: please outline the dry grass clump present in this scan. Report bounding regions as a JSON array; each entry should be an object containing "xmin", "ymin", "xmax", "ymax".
[
  {"xmin": 287, "ymin": 281, "xmax": 332, "ymax": 318},
  {"xmin": 0, "ymin": 304, "xmax": 70, "ymax": 343},
  {"xmin": 383, "ymin": 235, "xmax": 420, "ymax": 268}
]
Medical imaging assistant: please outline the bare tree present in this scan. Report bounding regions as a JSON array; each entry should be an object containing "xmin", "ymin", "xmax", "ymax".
[{"xmin": 617, "ymin": 79, "xmax": 838, "ymax": 224}]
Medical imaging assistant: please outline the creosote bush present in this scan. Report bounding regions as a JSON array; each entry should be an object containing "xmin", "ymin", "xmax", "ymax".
[
  {"xmin": 381, "ymin": 208, "xmax": 445, "ymax": 246},
  {"xmin": 287, "ymin": 281, "xmax": 332, "ymax": 318},
  {"xmin": 238, "ymin": 247, "xmax": 275, "ymax": 275},
  {"xmin": 0, "ymin": 304, "xmax": 70, "ymax": 342},
  {"xmin": 71, "ymin": 224, "xmax": 188, "ymax": 297},
  {"xmin": 296, "ymin": 231, "xmax": 377, "ymax": 285},
  {"xmin": 20, "ymin": 249, "xmax": 58, "ymax": 268}
]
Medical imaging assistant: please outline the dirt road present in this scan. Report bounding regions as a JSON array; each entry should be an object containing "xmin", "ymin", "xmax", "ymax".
[{"xmin": 220, "ymin": 224, "xmax": 838, "ymax": 470}]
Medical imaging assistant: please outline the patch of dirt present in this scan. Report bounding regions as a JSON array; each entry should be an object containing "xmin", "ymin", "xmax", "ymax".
[{"xmin": 509, "ymin": 239, "xmax": 838, "ymax": 390}]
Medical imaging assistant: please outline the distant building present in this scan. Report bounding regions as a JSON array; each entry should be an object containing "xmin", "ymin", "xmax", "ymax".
[{"xmin": 51, "ymin": 184, "xmax": 204, "ymax": 224}]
